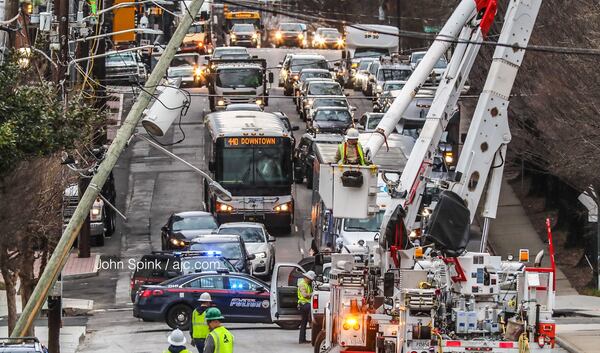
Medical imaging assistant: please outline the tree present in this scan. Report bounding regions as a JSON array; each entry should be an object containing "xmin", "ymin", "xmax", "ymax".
[{"xmin": 0, "ymin": 54, "xmax": 102, "ymax": 334}]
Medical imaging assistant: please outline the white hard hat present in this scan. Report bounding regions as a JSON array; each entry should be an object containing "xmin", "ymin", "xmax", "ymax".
[
  {"xmin": 198, "ymin": 292, "xmax": 212, "ymax": 302},
  {"xmin": 303, "ymin": 270, "xmax": 316, "ymax": 281},
  {"xmin": 167, "ymin": 328, "xmax": 187, "ymax": 346},
  {"xmin": 346, "ymin": 128, "xmax": 359, "ymax": 140}
]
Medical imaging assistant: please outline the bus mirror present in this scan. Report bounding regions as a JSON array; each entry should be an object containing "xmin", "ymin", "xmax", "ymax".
[
  {"xmin": 209, "ymin": 181, "xmax": 233, "ymax": 202},
  {"xmin": 268, "ymin": 72, "xmax": 274, "ymax": 83}
]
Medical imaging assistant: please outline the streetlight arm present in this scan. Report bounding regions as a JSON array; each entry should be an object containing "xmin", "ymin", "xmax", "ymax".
[{"xmin": 134, "ymin": 133, "xmax": 233, "ymax": 201}]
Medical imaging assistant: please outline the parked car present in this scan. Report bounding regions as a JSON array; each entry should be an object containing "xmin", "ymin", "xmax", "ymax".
[
  {"xmin": 188, "ymin": 234, "xmax": 255, "ymax": 274},
  {"xmin": 105, "ymin": 50, "xmax": 147, "ymax": 85},
  {"xmin": 229, "ymin": 23, "xmax": 261, "ymax": 48},
  {"xmin": 217, "ymin": 222, "xmax": 276, "ymax": 277},
  {"xmin": 129, "ymin": 251, "xmax": 236, "ymax": 302},
  {"xmin": 167, "ymin": 53, "xmax": 204, "ymax": 87},
  {"xmin": 161, "ymin": 211, "xmax": 218, "ymax": 250},
  {"xmin": 293, "ymin": 133, "xmax": 343, "ymax": 186},
  {"xmin": 307, "ymin": 107, "xmax": 354, "ymax": 134}
]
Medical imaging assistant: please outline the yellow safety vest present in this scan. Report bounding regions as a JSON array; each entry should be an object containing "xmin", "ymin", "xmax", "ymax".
[
  {"xmin": 297, "ymin": 278, "xmax": 312, "ymax": 305},
  {"xmin": 210, "ymin": 326, "xmax": 234, "ymax": 353},
  {"xmin": 191, "ymin": 309, "xmax": 210, "ymax": 339},
  {"xmin": 338, "ymin": 142, "xmax": 366, "ymax": 165}
]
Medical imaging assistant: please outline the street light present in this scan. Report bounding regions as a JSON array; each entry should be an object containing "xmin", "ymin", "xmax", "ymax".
[{"xmin": 134, "ymin": 133, "xmax": 233, "ymax": 201}]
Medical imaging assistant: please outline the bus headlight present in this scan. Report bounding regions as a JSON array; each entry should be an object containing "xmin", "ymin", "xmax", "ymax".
[
  {"xmin": 273, "ymin": 202, "xmax": 292, "ymax": 212},
  {"xmin": 217, "ymin": 202, "xmax": 234, "ymax": 213},
  {"xmin": 342, "ymin": 316, "xmax": 360, "ymax": 330}
]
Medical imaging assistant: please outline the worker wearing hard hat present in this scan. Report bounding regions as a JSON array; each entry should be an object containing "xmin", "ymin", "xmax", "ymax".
[
  {"xmin": 190, "ymin": 292, "xmax": 213, "ymax": 353},
  {"xmin": 203, "ymin": 308, "xmax": 234, "ymax": 353},
  {"xmin": 297, "ymin": 270, "xmax": 315, "ymax": 344},
  {"xmin": 335, "ymin": 128, "xmax": 367, "ymax": 165},
  {"xmin": 164, "ymin": 328, "xmax": 190, "ymax": 353}
]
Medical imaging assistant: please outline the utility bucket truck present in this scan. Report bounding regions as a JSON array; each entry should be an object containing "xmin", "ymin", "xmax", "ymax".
[{"xmin": 319, "ymin": 1, "xmax": 554, "ymax": 353}]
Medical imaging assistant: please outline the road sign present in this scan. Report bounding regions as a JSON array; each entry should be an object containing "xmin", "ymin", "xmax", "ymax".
[{"xmin": 423, "ymin": 25, "xmax": 441, "ymax": 33}]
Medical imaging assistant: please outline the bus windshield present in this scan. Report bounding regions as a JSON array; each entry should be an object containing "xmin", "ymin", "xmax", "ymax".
[
  {"xmin": 216, "ymin": 68, "xmax": 263, "ymax": 88},
  {"xmin": 217, "ymin": 142, "xmax": 292, "ymax": 194}
]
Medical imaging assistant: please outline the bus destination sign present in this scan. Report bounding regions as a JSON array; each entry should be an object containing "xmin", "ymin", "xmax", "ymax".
[{"xmin": 225, "ymin": 137, "xmax": 280, "ymax": 147}]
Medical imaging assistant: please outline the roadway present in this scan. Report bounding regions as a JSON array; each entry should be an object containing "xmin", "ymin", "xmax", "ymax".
[{"xmin": 71, "ymin": 47, "xmax": 375, "ymax": 353}]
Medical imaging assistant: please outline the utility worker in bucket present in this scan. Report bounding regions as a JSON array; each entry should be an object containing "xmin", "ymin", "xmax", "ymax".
[
  {"xmin": 335, "ymin": 128, "xmax": 367, "ymax": 165},
  {"xmin": 190, "ymin": 292, "xmax": 213, "ymax": 353},
  {"xmin": 297, "ymin": 270, "xmax": 316, "ymax": 344}
]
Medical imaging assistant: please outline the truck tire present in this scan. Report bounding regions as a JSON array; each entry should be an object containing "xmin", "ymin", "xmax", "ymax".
[
  {"xmin": 311, "ymin": 321, "xmax": 322, "ymax": 346},
  {"xmin": 166, "ymin": 304, "xmax": 192, "ymax": 330},
  {"xmin": 314, "ymin": 331, "xmax": 326, "ymax": 353},
  {"xmin": 276, "ymin": 321, "xmax": 300, "ymax": 330}
]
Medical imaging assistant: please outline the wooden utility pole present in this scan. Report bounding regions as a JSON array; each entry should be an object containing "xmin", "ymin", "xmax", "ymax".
[
  {"xmin": 11, "ymin": 0, "xmax": 206, "ymax": 338},
  {"xmin": 52, "ymin": 0, "xmax": 69, "ymax": 82}
]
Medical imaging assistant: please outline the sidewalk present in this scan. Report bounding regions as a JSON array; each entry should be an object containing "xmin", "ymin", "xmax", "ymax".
[
  {"xmin": 62, "ymin": 252, "xmax": 101, "ymax": 279},
  {"xmin": 488, "ymin": 179, "xmax": 577, "ymax": 295},
  {"xmin": 488, "ymin": 179, "xmax": 600, "ymax": 353}
]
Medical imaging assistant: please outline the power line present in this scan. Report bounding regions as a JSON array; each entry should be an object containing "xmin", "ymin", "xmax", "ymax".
[{"xmin": 223, "ymin": 0, "xmax": 600, "ymax": 57}]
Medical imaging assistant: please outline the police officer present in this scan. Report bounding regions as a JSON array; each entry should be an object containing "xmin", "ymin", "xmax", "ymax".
[
  {"xmin": 335, "ymin": 128, "xmax": 367, "ymax": 165},
  {"xmin": 164, "ymin": 328, "xmax": 190, "ymax": 353},
  {"xmin": 190, "ymin": 292, "xmax": 212, "ymax": 353},
  {"xmin": 203, "ymin": 308, "xmax": 234, "ymax": 353},
  {"xmin": 297, "ymin": 270, "xmax": 315, "ymax": 344}
]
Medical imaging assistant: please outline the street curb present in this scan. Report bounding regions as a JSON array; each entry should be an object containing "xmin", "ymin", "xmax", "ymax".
[
  {"xmin": 62, "ymin": 254, "xmax": 101, "ymax": 280},
  {"xmin": 557, "ymin": 335, "xmax": 584, "ymax": 353}
]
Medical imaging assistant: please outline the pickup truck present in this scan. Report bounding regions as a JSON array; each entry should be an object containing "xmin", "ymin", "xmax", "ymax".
[{"xmin": 310, "ymin": 263, "xmax": 331, "ymax": 346}]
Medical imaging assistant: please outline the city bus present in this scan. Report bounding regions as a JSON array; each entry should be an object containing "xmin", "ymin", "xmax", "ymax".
[{"xmin": 204, "ymin": 112, "xmax": 294, "ymax": 232}]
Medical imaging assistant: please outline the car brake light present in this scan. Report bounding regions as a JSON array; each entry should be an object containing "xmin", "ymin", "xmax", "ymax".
[
  {"xmin": 499, "ymin": 342, "xmax": 514, "ymax": 348},
  {"xmin": 312, "ymin": 295, "xmax": 318, "ymax": 310},
  {"xmin": 446, "ymin": 341, "xmax": 461, "ymax": 347},
  {"xmin": 140, "ymin": 289, "xmax": 164, "ymax": 298}
]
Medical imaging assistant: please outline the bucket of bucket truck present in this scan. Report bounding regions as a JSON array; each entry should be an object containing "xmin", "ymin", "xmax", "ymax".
[{"xmin": 318, "ymin": 163, "xmax": 379, "ymax": 219}]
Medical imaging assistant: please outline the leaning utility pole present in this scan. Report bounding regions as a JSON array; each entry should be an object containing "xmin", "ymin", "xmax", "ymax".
[
  {"xmin": 52, "ymin": 0, "xmax": 69, "ymax": 82},
  {"xmin": 10, "ymin": 0, "xmax": 206, "ymax": 338}
]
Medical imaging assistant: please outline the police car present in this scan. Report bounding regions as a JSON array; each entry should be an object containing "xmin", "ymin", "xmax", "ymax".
[{"xmin": 133, "ymin": 271, "xmax": 272, "ymax": 329}]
